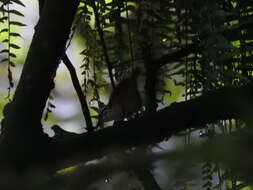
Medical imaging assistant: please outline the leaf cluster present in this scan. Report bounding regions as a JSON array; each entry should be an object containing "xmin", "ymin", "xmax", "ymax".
[{"xmin": 0, "ymin": 0, "xmax": 25, "ymax": 98}]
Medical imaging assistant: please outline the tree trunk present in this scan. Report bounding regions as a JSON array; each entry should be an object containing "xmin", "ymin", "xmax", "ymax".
[{"xmin": 0, "ymin": 0, "xmax": 80, "ymax": 171}]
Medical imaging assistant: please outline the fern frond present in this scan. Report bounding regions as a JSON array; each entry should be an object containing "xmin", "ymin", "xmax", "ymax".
[{"xmin": 0, "ymin": 0, "xmax": 26, "ymax": 99}]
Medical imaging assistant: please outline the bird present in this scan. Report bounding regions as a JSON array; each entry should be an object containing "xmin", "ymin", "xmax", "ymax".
[{"xmin": 102, "ymin": 68, "xmax": 143, "ymax": 122}]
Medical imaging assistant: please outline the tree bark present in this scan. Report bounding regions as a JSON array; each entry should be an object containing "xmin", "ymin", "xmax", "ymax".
[
  {"xmin": 0, "ymin": 0, "xmax": 80, "ymax": 171},
  {"xmin": 48, "ymin": 84, "xmax": 253, "ymax": 170}
]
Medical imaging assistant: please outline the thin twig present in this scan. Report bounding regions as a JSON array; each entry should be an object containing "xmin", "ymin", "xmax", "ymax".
[{"xmin": 62, "ymin": 54, "xmax": 94, "ymax": 132}]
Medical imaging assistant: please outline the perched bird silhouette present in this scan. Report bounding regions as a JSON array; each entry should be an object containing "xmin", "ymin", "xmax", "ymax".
[{"xmin": 102, "ymin": 68, "xmax": 142, "ymax": 121}]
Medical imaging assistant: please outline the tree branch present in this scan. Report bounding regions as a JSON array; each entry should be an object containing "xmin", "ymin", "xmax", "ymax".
[
  {"xmin": 38, "ymin": 0, "xmax": 94, "ymax": 132},
  {"xmin": 0, "ymin": 0, "xmax": 80, "ymax": 170},
  {"xmin": 49, "ymin": 84, "xmax": 253, "ymax": 170},
  {"xmin": 1, "ymin": 80, "xmax": 253, "ymax": 174},
  {"xmin": 62, "ymin": 54, "xmax": 94, "ymax": 132}
]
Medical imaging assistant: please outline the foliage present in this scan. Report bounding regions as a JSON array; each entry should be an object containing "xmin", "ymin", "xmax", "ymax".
[
  {"xmin": 73, "ymin": 0, "xmax": 253, "ymax": 189},
  {"xmin": 0, "ymin": 0, "xmax": 25, "ymax": 98},
  {"xmin": 1, "ymin": 0, "xmax": 253, "ymax": 189}
]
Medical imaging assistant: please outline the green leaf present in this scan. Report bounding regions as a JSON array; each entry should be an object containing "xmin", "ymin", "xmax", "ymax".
[
  {"xmin": 9, "ymin": 9, "xmax": 24, "ymax": 17},
  {"xmin": 9, "ymin": 43, "xmax": 20, "ymax": 49},
  {"xmin": 0, "ymin": 28, "xmax": 8, "ymax": 33},
  {"xmin": 49, "ymin": 102, "xmax": 56, "ymax": 108},
  {"xmin": 0, "ymin": 49, "xmax": 8, "ymax": 54},
  {"xmin": 11, "ymin": 0, "xmax": 25, "ymax": 7},
  {"xmin": 9, "ymin": 52, "xmax": 16, "ymax": 58},
  {"xmin": 9, "ymin": 32, "xmax": 22, "ymax": 37},
  {"xmin": 0, "ymin": 58, "xmax": 8, "ymax": 63},
  {"xmin": 90, "ymin": 106, "xmax": 99, "ymax": 113},
  {"xmin": 0, "ymin": 16, "xmax": 8, "ymax": 22},
  {"xmin": 9, "ymin": 61, "xmax": 15, "ymax": 67},
  {"xmin": 9, "ymin": 21, "xmax": 26, "ymax": 26},
  {"xmin": 91, "ymin": 115, "xmax": 99, "ymax": 119},
  {"xmin": 2, "ymin": 39, "xmax": 9, "ymax": 43}
]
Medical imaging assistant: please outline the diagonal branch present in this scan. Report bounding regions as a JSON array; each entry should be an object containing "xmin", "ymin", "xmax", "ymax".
[
  {"xmin": 62, "ymin": 54, "xmax": 94, "ymax": 132},
  {"xmin": 0, "ymin": 0, "xmax": 81, "ymax": 171},
  {"xmin": 38, "ymin": 0, "xmax": 94, "ymax": 132},
  {"xmin": 49, "ymin": 84, "xmax": 253, "ymax": 170}
]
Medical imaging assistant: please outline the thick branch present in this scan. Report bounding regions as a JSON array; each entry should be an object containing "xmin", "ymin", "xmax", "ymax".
[
  {"xmin": 38, "ymin": 0, "xmax": 93, "ymax": 132},
  {"xmin": 49, "ymin": 84, "xmax": 253, "ymax": 170},
  {"xmin": 1, "ymin": 82, "xmax": 253, "ymax": 174},
  {"xmin": 0, "ymin": 0, "xmax": 80, "ymax": 170}
]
